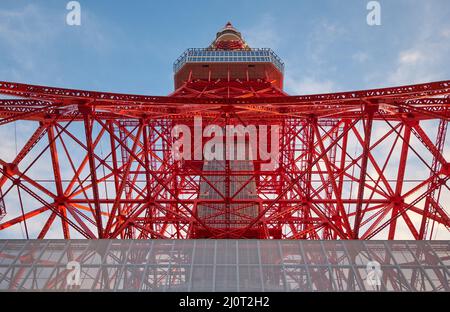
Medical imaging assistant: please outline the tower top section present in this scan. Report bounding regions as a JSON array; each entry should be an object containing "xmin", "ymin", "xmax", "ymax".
[
  {"xmin": 173, "ymin": 22, "xmax": 284, "ymax": 90},
  {"xmin": 209, "ymin": 22, "xmax": 250, "ymax": 50}
]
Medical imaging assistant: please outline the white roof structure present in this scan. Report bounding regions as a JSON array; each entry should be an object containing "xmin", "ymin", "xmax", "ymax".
[{"xmin": 0, "ymin": 240, "xmax": 448, "ymax": 291}]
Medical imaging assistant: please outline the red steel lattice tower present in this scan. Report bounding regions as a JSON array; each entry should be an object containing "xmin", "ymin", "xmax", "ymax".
[{"xmin": 0, "ymin": 22, "xmax": 449, "ymax": 239}]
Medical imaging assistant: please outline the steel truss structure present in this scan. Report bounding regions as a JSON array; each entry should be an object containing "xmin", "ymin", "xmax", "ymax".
[
  {"xmin": 0, "ymin": 240, "xmax": 448, "ymax": 291},
  {"xmin": 0, "ymin": 23, "xmax": 449, "ymax": 239}
]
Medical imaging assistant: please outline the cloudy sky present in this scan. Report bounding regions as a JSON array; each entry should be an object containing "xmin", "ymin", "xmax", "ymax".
[
  {"xmin": 1, "ymin": 0, "xmax": 449, "ymax": 96},
  {"xmin": 0, "ymin": 0, "xmax": 449, "ymax": 239}
]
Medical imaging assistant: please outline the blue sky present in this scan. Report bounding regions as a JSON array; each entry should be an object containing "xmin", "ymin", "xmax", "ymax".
[{"xmin": 1, "ymin": 0, "xmax": 450, "ymax": 96}]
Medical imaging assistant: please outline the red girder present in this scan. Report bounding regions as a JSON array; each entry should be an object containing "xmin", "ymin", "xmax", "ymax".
[
  {"xmin": 1, "ymin": 80, "xmax": 450, "ymax": 121},
  {"xmin": 0, "ymin": 77, "xmax": 449, "ymax": 239}
]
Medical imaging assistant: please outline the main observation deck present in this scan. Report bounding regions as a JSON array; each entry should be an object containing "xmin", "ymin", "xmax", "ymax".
[
  {"xmin": 173, "ymin": 48, "xmax": 284, "ymax": 74},
  {"xmin": 173, "ymin": 23, "xmax": 285, "ymax": 90},
  {"xmin": 173, "ymin": 48, "xmax": 285, "ymax": 90}
]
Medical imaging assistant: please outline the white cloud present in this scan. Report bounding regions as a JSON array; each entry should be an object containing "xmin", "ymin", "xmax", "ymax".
[
  {"xmin": 387, "ymin": 6, "xmax": 450, "ymax": 85},
  {"xmin": 242, "ymin": 14, "xmax": 280, "ymax": 49},
  {"xmin": 282, "ymin": 20, "xmax": 344, "ymax": 95},
  {"xmin": 243, "ymin": 16, "xmax": 340, "ymax": 96},
  {"xmin": 388, "ymin": 48, "xmax": 443, "ymax": 85},
  {"xmin": 0, "ymin": 3, "xmax": 113, "ymax": 83},
  {"xmin": 285, "ymin": 77, "xmax": 336, "ymax": 95},
  {"xmin": 399, "ymin": 50, "xmax": 422, "ymax": 64},
  {"xmin": 442, "ymin": 28, "xmax": 450, "ymax": 39},
  {"xmin": 0, "ymin": 4, "xmax": 56, "ymax": 80},
  {"xmin": 352, "ymin": 52, "xmax": 370, "ymax": 63},
  {"xmin": 306, "ymin": 21, "xmax": 345, "ymax": 65}
]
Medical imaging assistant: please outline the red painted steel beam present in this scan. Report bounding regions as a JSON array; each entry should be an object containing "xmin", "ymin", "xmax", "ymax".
[{"xmin": 0, "ymin": 78, "xmax": 449, "ymax": 239}]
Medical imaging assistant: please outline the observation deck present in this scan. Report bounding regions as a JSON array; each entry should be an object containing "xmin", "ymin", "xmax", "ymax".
[{"xmin": 173, "ymin": 22, "xmax": 285, "ymax": 90}]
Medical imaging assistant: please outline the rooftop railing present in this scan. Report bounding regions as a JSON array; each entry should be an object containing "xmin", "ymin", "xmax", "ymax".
[{"xmin": 173, "ymin": 48, "xmax": 285, "ymax": 74}]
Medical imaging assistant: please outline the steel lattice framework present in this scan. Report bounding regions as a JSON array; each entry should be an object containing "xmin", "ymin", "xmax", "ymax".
[{"xmin": 0, "ymin": 23, "xmax": 449, "ymax": 239}]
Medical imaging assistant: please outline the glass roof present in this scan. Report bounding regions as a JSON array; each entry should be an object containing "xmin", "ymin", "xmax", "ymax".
[{"xmin": 0, "ymin": 240, "xmax": 448, "ymax": 292}]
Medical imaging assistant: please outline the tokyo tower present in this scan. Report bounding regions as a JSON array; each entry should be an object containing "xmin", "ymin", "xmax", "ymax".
[{"xmin": 0, "ymin": 22, "xmax": 449, "ymax": 240}]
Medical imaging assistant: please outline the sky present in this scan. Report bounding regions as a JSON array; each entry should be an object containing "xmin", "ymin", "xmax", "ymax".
[
  {"xmin": 0, "ymin": 0, "xmax": 450, "ymax": 239},
  {"xmin": 0, "ymin": 0, "xmax": 449, "ymax": 96}
]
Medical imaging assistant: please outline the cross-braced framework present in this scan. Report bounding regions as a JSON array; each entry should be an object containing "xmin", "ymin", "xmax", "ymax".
[
  {"xmin": 0, "ymin": 79, "xmax": 449, "ymax": 239},
  {"xmin": 0, "ymin": 23, "xmax": 449, "ymax": 239}
]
